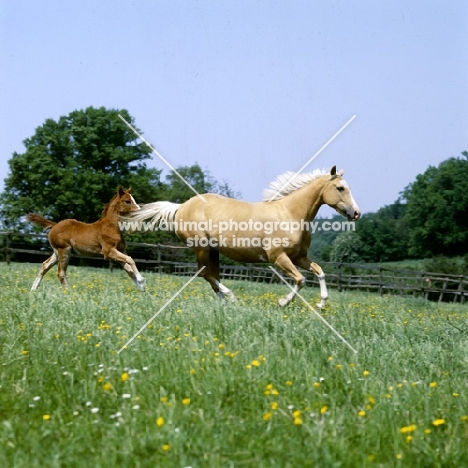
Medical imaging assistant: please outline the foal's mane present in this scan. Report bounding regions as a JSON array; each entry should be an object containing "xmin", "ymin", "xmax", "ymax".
[
  {"xmin": 262, "ymin": 168, "xmax": 329, "ymax": 202},
  {"xmin": 101, "ymin": 193, "xmax": 120, "ymax": 217}
]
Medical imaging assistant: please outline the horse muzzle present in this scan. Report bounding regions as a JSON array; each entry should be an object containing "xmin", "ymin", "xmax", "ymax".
[{"xmin": 347, "ymin": 209, "xmax": 361, "ymax": 221}]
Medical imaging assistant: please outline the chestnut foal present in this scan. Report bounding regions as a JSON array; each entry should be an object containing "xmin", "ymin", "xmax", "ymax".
[{"xmin": 27, "ymin": 186, "xmax": 145, "ymax": 291}]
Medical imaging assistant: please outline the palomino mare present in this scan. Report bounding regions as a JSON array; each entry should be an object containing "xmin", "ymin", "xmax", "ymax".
[
  {"xmin": 131, "ymin": 166, "xmax": 359, "ymax": 307},
  {"xmin": 27, "ymin": 186, "xmax": 146, "ymax": 292}
]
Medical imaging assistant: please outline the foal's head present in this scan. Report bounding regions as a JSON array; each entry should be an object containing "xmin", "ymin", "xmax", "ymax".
[
  {"xmin": 106, "ymin": 186, "xmax": 140, "ymax": 216},
  {"xmin": 322, "ymin": 166, "xmax": 360, "ymax": 221}
]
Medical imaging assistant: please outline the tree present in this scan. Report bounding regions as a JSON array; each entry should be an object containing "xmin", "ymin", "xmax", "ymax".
[
  {"xmin": 308, "ymin": 214, "xmax": 343, "ymax": 261},
  {"xmin": 355, "ymin": 201, "xmax": 410, "ymax": 262},
  {"xmin": 329, "ymin": 231, "xmax": 363, "ymax": 263},
  {"xmin": 401, "ymin": 153, "xmax": 468, "ymax": 257},
  {"xmin": 163, "ymin": 164, "xmax": 241, "ymax": 203},
  {"xmin": 0, "ymin": 107, "xmax": 162, "ymax": 229}
]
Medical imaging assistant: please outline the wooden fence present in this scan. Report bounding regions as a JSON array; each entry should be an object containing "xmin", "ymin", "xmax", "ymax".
[{"xmin": 1, "ymin": 231, "xmax": 466, "ymax": 304}]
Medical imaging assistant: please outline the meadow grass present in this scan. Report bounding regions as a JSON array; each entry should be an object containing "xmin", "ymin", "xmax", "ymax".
[{"xmin": 1, "ymin": 262, "xmax": 467, "ymax": 467}]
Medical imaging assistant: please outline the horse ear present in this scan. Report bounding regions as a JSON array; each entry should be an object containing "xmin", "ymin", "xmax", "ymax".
[
  {"xmin": 118, "ymin": 186, "xmax": 125, "ymax": 196},
  {"xmin": 330, "ymin": 166, "xmax": 337, "ymax": 176},
  {"xmin": 338, "ymin": 169, "xmax": 344, "ymax": 176}
]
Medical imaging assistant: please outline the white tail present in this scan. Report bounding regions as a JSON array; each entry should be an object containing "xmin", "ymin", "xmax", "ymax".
[{"xmin": 129, "ymin": 201, "xmax": 180, "ymax": 228}]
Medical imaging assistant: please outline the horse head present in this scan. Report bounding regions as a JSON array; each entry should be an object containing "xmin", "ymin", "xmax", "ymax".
[
  {"xmin": 322, "ymin": 166, "xmax": 360, "ymax": 221},
  {"xmin": 116, "ymin": 186, "xmax": 140, "ymax": 214}
]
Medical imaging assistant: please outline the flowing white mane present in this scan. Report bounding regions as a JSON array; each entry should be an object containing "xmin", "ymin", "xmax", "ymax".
[{"xmin": 262, "ymin": 168, "xmax": 329, "ymax": 202}]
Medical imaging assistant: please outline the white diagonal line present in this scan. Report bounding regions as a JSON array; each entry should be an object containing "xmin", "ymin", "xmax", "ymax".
[
  {"xmin": 118, "ymin": 114, "xmax": 207, "ymax": 202},
  {"xmin": 267, "ymin": 115, "xmax": 356, "ymax": 201},
  {"xmin": 117, "ymin": 266, "xmax": 206, "ymax": 353},
  {"xmin": 269, "ymin": 266, "xmax": 357, "ymax": 353}
]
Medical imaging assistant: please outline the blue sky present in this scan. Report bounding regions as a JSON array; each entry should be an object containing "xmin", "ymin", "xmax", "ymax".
[{"xmin": 1, "ymin": 1, "xmax": 467, "ymax": 216}]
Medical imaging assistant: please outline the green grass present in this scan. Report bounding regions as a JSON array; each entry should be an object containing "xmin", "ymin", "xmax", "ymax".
[{"xmin": 1, "ymin": 262, "xmax": 468, "ymax": 467}]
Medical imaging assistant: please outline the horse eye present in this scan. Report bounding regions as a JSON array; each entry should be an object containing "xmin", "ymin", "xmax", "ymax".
[{"xmin": 337, "ymin": 186, "xmax": 345, "ymax": 192}]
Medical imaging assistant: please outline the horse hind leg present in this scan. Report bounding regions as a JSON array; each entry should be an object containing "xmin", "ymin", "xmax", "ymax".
[
  {"xmin": 194, "ymin": 249, "xmax": 235, "ymax": 302},
  {"xmin": 31, "ymin": 251, "xmax": 58, "ymax": 291},
  {"xmin": 56, "ymin": 248, "xmax": 72, "ymax": 288},
  {"xmin": 209, "ymin": 249, "xmax": 236, "ymax": 302},
  {"xmin": 214, "ymin": 280, "xmax": 236, "ymax": 302}
]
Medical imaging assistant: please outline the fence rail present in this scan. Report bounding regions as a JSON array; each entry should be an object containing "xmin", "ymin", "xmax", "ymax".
[{"xmin": 1, "ymin": 231, "xmax": 466, "ymax": 303}]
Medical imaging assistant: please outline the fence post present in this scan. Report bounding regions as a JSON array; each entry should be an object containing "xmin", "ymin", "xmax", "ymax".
[
  {"xmin": 460, "ymin": 277, "xmax": 465, "ymax": 304},
  {"xmin": 439, "ymin": 280, "xmax": 447, "ymax": 302},
  {"xmin": 6, "ymin": 232, "xmax": 11, "ymax": 265},
  {"xmin": 157, "ymin": 244, "xmax": 162, "ymax": 274},
  {"xmin": 378, "ymin": 267, "xmax": 383, "ymax": 296},
  {"xmin": 337, "ymin": 263, "xmax": 342, "ymax": 292}
]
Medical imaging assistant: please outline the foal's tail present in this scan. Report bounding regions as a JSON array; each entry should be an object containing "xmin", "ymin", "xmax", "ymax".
[
  {"xmin": 125, "ymin": 201, "xmax": 180, "ymax": 231},
  {"xmin": 27, "ymin": 213, "xmax": 57, "ymax": 230}
]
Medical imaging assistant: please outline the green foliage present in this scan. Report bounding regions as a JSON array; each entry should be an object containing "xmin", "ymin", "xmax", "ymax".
[
  {"xmin": 329, "ymin": 231, "xmax": 363, "ymax": 263},
  {"xmin": 163, "ymin": 163, "xmax": 241, "ymax": 203},
  {"xmin": 423, "ymin": 254, "xmax": 468, "ymax": 276},
  {"xmin": 0, "ymin": 107, "xmax": 163, "ymax": 229},
  {"xmin": 355, "ymin": 202, "xmax": 410, "ymax": 262},
  {"xmin": 401, "ymin": 152, "xmax": 468, "ymax": 257},
  {"xmin": 308, "ymin": 214, "xmax": 343, "ymax": 261},
  {"xmin": 1, "ymin": 263, "xmax": 468, "ymax": 466},
  {"xmin": 0, "ymin": 108, "xmax": 239, "ymax": 245}
]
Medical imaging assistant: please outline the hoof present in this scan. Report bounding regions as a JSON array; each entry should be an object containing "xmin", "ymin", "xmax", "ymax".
[
  {"xmin": 225, "ymin": 292, "xmax": 237, "ymax": 302},
  {"xmin": 217, "ymin": 291, "xmax": 237, "ymax": 302},
  {"xmin": 316, "ymin": 300, "xmax": 327, "ymax": 309},
  {"xmin": 278, "ymin": 297, "xmax": 289, "ymax": 307}
]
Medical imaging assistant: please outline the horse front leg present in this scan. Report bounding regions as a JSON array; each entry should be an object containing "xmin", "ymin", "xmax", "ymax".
[
  {"xmin": 272, "ymin": 252, "xmax": 306, "ymax": 307},
  {"xmin": 295, "ymin": 257, "xmax": 328, "ymax": 308},
  {"xmin": 106, "ymin": 248, "xmax": 145, "ymax": 291},
  {"xmin": 31, "ymin": 250, "xmax": 58, "ymax": 291}
]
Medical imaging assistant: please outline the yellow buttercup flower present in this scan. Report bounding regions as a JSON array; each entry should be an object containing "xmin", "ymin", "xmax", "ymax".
[
  {"xmin": 400, "ymin": 424, "xmax": 417, "ymax": 434},
  {"xmin": 121, "ymin": 372, "xmax": 129, "ymax": 382},
  {"xmin": 156, "ymin": 416, "xmax": 165, "ymax": 427},
  {"xmin": 432, "ymin": 419, "xmax": 445, "ymax": 426}
]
